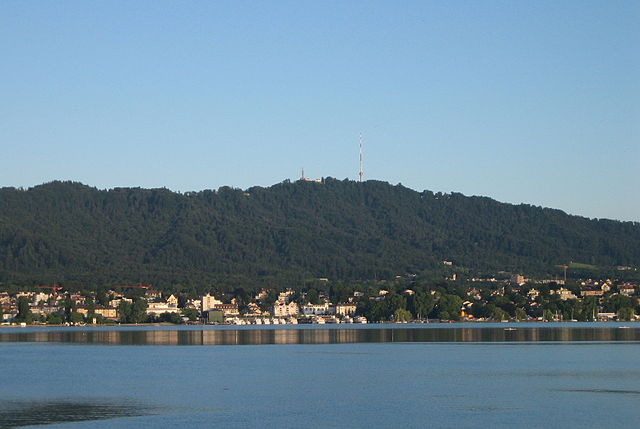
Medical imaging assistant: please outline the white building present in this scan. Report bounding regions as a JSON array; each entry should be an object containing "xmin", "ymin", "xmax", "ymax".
[
  {"xmin": 301, "ymin": 302, "xmax": 332, "ymax": 316},
  {"xmin": 335, "ymin": 303, "xmax": 357, "ymax": 316},
  {"xmin": 277, "ymin": 289, "xmax": 295, "ymax": 303},
  {"xmin": 201, "ymin": 294, "xmax": 223, "ymax": 312},
  {"xmin": 245, "ymin": 302, "xmax": 265, "ymax": 316},
  {"xmin": 109, "ymin": 298, "xmax": 133, "ymax": 308},
  {"xmin": 555, "ymin": 288, "xmax": 577, "ymax": 301},
  {"xmin": 273, "ymin": 301, "xmax": 299, "ymax": 317},
  {"xmin": 33, "ymin": 292, "xmax": 51, "ymax": 305},
  {"xmin": 166, "ymin": 294, "xmax": 179, "ymax": 307},
  {"xmin": 146, "ymin": 302, "xmax": 180, "ymax": 316}
]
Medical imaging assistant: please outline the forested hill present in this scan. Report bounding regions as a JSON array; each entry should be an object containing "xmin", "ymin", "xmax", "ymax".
[{"xmin": 0, "ymin": 179, "xmax": 638, "ymax": 288}]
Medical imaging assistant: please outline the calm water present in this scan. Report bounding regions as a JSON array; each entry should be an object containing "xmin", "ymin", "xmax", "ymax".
[{"xmin": 1, "ymin": 323, "xmax": 639, "ymax": 428}]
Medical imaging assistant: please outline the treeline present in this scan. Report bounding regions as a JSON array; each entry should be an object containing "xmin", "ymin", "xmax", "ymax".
[{"xmin": 0, "ymin": 179, "xmax": 638, "ymax": 290}]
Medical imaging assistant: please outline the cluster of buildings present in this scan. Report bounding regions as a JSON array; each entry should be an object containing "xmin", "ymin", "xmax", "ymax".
[
  {"xmin": 0, "ymin": 286, "xmax": 364, "ymax": 325},
  {"xmin": 204, "ymin": 290, "xmax": 362, "ymax": 325},
  {"xmin": 0, "ymin": 287, "xmax": 182, "ymax": 323},
  {"xmin": 460, "ymin": 277, "xmax": 640, "ymax": 321},
  {"xmin": 1, "ymin": 274, "xmax": 638, "ymax": 325}
]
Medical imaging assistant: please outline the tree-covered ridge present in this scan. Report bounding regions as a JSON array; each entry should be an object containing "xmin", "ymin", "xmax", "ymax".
[{"xmin": 0, "ymin": 179, "xmax": 638, "ymax": 288}]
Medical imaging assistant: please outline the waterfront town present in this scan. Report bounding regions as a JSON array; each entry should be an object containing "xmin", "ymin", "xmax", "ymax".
[{"xmin": 2, "ymin": 269, "xmax": 639, "ymax": 326}]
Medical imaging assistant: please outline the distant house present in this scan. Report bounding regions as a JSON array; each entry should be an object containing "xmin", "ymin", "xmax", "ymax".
[
  {"xmin": 29, "ymin": 305, "xmax": 60, "ymax": 316},
  {"xmin": 581, "ymin": 288, "xmax": 604, "ymax": 297},
  {"xmin": 555, "ymin": 288, "xmax": 577, "ymax": 301},
  {"xmin": 145, "ymin": 290, "xmax": 162, "ymax": 300},
  {"xmin": 540, "ymin": 279, "xmax": 565, "ymax": 285},
  {"xmin": 335, "ymin": 303, "xmax": 357, "ymax": 316},
  {"xmin": 618, "ymin": 284, "xmax": 635, "ymax": 296},
  {"xmin": 166, "ymin": 294, "xmax": 179, "ymax": 307},
  {"xmin": 2, "ymin": 309, "xmax": 17, "ymax": 322},
  {"xmin": 273, "ymin": 301, "xmax": 299, "ymax": 317},
  {"xmin": 109, "ymin": 298, "xmax": 133, "ymax": 308},
  {"xmin": 185, "ymin": 299, "xmax": 201, "ymax": 310},
  {"xmin": 32, "ymin": 292, "xmax": 50, "ymax": 305},
  {"xmin": 94, "ymin": 306, "xmax": 117, "ymax": 319},
  {"xmin": 302, "ymin": 303, "xmax": 331, "ymax": 316},
  {"xmin": 491, "ymin": 286, "xmax": 506, "ymax": 297},
  {"xmin": 70, "ymin": 293, "xmax": 85, "ymax": 305},
  {"xmin": 597, "ymin": 312, "xmax": 616, "ymax": 320},
  {"xmin": 146, "ymin": 301, "xmax": 180, "ymax": 316},
  {"xmin": 277, "ymin": 290, "xmax": 295, "ymax": 303},
  {"xmin": 510, "ymin": 274, "xmax": 526, "ymax": 286},
  {"xmin": 466, "ymin": 288, "xmax": 482, "ymax": 300},
  {"xmin": 214, "ymin": 303, "xmax": 239, "ymax": 316},
  {"xmin": 244, "ymin": 302, "xmax": 265, "ymax": 317},
  {"xmin": 373, "ymin": 290, "xmax": 390, "ymax": 301},
  {"xmin": 254, "ymin": 289, "xmax": 269, "ymax": 301}
]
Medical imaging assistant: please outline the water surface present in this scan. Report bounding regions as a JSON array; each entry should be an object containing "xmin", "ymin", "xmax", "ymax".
[{"xmin": 1, "ymin": 323, "xmax": 639, "ymax": 428}]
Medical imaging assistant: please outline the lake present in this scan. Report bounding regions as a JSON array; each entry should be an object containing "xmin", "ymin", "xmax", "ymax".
[{"xmin": 1, "ymin": 323, "xmax": 639, "ymax": 428}]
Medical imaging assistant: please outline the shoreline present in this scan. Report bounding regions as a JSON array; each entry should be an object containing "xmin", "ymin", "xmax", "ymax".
[{"xmin": 2, "ymin": 319, "xmax": 637, "ymax": 329}]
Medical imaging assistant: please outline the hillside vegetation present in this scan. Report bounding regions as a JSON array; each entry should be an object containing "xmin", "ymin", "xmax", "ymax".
[{"xmin": 0, "ymin": 179, "xmax": 638, "ymax": 288}]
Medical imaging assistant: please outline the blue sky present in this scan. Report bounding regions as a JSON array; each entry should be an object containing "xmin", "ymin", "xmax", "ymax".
[{"xmin": 1, "ymin": 1, "xmax": 638, "ymax": 221}]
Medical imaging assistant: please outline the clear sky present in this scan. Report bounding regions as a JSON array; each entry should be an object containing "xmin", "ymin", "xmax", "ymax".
[{"xmin": 1, "ymin": 1, "xmax": 638, "ymax": 221}]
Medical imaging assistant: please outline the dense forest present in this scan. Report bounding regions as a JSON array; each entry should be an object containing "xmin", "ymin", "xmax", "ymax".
[{"xmin": 0, "ymin": 179, "xmax": 638, "ymax": 290}]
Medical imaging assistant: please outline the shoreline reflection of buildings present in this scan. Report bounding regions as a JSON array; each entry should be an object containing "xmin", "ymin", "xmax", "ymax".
[{"xmin": 1, "ymin": 326, "xmax": 638, "ymax": 346}]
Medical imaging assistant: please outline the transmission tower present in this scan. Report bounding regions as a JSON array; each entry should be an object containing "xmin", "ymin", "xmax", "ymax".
[{"xmin": 359, "ymin": 133, "xmax": 364, "ymax": 182}]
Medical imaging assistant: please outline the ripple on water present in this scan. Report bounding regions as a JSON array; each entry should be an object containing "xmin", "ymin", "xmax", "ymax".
[
  {"xmin": 0, "ymin": 399, "xmax": 159, "ymax": 428},
  {"xmin": 556, "ymin": 389, "xmax": 640, "ymax": 396}
]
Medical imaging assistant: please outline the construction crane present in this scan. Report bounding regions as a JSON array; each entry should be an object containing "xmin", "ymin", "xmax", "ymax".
[
  {"xmin": 555, "ymin": 264, "xmax": 569, "ymax": 283},
  {"xmin": 111, "ymin": 285, "xmax": 150, "ymax": 290},
  {"xmin": 36, "ymin": 285, "xmax": 64, "ymax": 295}
]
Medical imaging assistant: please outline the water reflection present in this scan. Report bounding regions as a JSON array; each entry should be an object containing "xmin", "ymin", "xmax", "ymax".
[
  {"xmin": 1, "ymin": 326, "xmax": 639, "ymax": 346},
  {"xmin": 556, "ymin": 389, "xmax": 640, "ymax": 395},
  {"xmin": 0, "ymin": 399, "xmax": 155, "ymax": 428}
]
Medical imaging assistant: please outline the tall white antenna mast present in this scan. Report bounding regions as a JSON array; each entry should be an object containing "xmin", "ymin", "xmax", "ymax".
[{"xmin": 359, "ymin": 133, "xmax": 364, "ymax": 182}]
